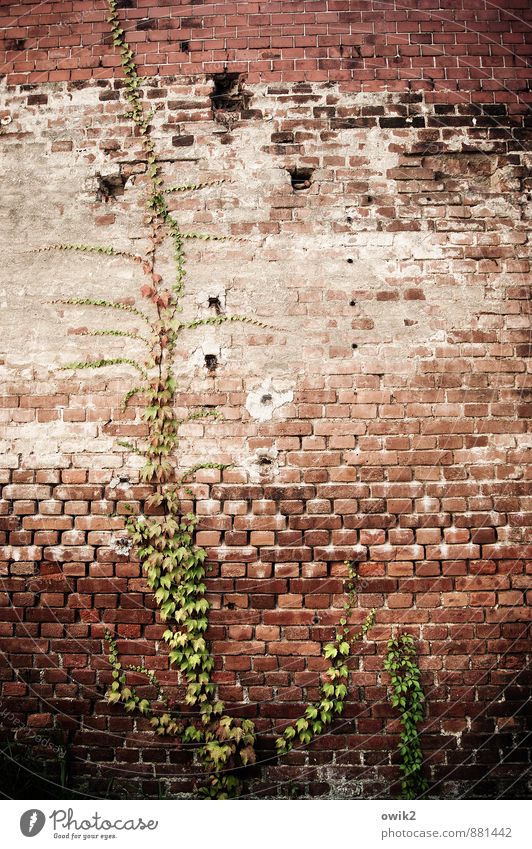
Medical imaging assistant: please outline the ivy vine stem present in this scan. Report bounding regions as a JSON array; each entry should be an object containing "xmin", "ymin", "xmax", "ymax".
[
  {"xmin": 276, "ymin": 562, "xmax": 376, "ymax": 755},
  {"xmin": 384, "ymin": 634, "xmax": 428, "ymax": 800},
  {"xmin": 41, "ymin": 0, "xmax": 380, "ymax": 799}
]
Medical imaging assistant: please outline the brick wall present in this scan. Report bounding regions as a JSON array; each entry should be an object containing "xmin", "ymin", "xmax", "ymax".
[
  {"xmin": 0, "ymin": 2, "xmax": 531, "ymax": 800},
  {"xmin": 0, "ymin": 0, "xmax": 531, "ymax": 111}
]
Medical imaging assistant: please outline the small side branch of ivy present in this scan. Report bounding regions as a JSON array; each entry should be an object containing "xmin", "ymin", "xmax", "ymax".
[
  {"xmin": 182, "ymin": 231, "xmax": 242, "ymax": 242},
  {"xmin": 124, "ymin": 663, "xmax": 170, "ymax": 709},
  {"xmin": 178, "ymin": 462, "xmax": 231, "ymax": 484},
  {"xmin": 62, "ymin": 358, "xmax": 149, "ymax": 379},
  {"xmin": 276, "ymin": 562, "xmax": 376, "ymax": 755},
  {"xmin": 116, "ymin": 440, "xmax": 145, "ymax": 456},
  {"xmin": 164, "ymin": 179, "xmax": 225, "ymax": 194},
  {"xmin": 84, "ymin": 329, "xmax": 151, "ymax": 346},
  {"xmin": 174, "ymin": 315, "xmax": 276, "ymax": 332},
  {"xmin": 177, "ymin": 409, "xmax": 222, "ymax": 425},
  {"xmin": 384, "ymin": 634, "xmax": 428, "ymax": 800},
  {"xmin": 33, "ymin": 243, "xmax": 141, "ymax": 262},
  {"xmin": 122, "ymin": 385, "xmax": 148, "ymax": 409},
  {"xmin": 105, "ymin": 630, "xmax": 154, "ymax": 717},
  {"xmin": 49, "ymin": 298, "xmax": 150, "ymax": 323}
]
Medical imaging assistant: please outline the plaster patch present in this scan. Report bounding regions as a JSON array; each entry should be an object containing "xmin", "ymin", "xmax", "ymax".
[
  {"xmin": 189, "ymin": 341, "xmax": 224, "ymax": 370},
  {"xmin": 240, "ymin": 445, "xmax": 279, "ymax": 482},
  {"xmin": 194, "ymin": 285, "xmax": 227, "ymax": 312},
  {"xmin": 112, "ymin": 536, "xmax": 132, "ymax": 556},
  {"xmin": 245, "ymin": 379, "xmax": 293, "ymax": 421}
]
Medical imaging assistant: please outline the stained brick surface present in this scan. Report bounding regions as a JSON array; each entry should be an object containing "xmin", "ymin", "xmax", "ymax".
[
  {"xmin": 0, "ymin": 0, "xmax": 531, "ymax": 111},
  {"xmin": 0, "ymin": 2, "xmax": 530, "ymax": 799}
]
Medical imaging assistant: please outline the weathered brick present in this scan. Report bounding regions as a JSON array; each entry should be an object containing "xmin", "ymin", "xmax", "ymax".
[{"xmin": 0, "ymin": 18, "xmax": 529, "ymax": 800}]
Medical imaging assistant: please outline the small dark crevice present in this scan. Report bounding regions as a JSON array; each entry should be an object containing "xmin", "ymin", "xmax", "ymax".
[
  {"xmin": 261, "ymin": 394, "xmax": 273, "ymax": 404},
  {"xmin": 204, "ymin": 354, "xmax": 218, "ymax": 373},
  {"xmin": 289, "ymin": 167, "xmax": 313, "ymax": 191},
  {"xmin": 209, "ymin": 73, "xmax": 251, "ymax": 114},
  {"xmin": 179, "ymin": 40, "xmax": 190, "ymax": 53},
  {"xmin": 208, "ymin": 296, "xmax": 222, "ymax": 315},
  {"xmin": 95, "ymin": 172, "xmax": 126, "ymax": 202},
  {"xmin": 5, "ymin": 38, "xmax": 26, "ymax": 51},
  {"xmin": 136, "ymin": 18, "xmax": 156, "ymax": 31}
]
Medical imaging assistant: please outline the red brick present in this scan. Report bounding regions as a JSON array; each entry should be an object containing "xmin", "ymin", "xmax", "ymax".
[{"xmin": 0, "ymin": 7, "xmax": 530, "ymax": 798}]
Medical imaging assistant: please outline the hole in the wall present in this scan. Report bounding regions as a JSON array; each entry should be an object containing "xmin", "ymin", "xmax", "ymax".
[
  {"xmin": 261, "ymin": 394, "xmax": 273, "ymax": 404},
  {"xmin": 116, "ymin": 0, "xmax": 136, "ymax": 8},
  {"xmin": 136, "ymin": 18, "xmax": 156, "ymax": 31},
  {"xmin": 5, "ymin": 38, "xmax": 26, "ymax": 51},
  {"xmin": 289, "ymin": 167, "xmax": 313, "ymax": 191},
  {"xmin": 346, "ymin": 216, "xmax": 352, "ymax": 224},
  {"xmin": 349, "ymin": 299, "xmax": 356, "ymax": 306},
  {"xmin": 95, "ymin": 172, "xmax": 126, "ymax": 202},
  {"xmin": 352, "ymin": 343, "xmax": 358, "ymax": 350},
  {"xmin": 258, "ymin": 456, "xmax": 273, "ymax": 466},
  {"xmin": 208, "ymin": 296, "xmax": 222, "ymax": 315},
  {"xmin": 180, "ymin": 40, "xmax": 190, "ymax": 53},
  {"xmin": 209, "ymin": 73, "xmax": 250, "ymax": 113},
  {"xmin": 204, "ymin": 354, "xmax": 218, "ymax": 373},
  {"xmin": 347, "ymin": 257, "xmax": 354, "ymax": 264}
]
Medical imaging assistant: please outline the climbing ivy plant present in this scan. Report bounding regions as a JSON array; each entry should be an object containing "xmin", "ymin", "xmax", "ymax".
[
  {"xmin": 384, "ymin": 634, "xmax": 428, "ymax": 800},
  {"xmin": 277, "ymin": 564, "xmax": 375, "ymax": 755},
  {"xmin": 38, "ymin": 0, "xmax": 377, "ymax": 798}
]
